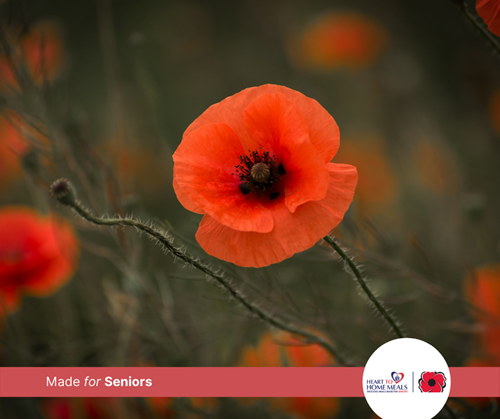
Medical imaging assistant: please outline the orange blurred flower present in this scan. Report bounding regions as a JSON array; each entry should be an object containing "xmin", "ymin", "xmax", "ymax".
[
  {"xmin": 239, "ymin": 331, "xmax": 339, "ymax": 419},
  {"xmin": 173, "ymin": 84, "xmax": 357, "ymax": 268},
  {"xmin": 332, "ymin": 137, "xmax": 396, "ymax": 216},
  {"xmin": 0, "ymin": 20, "xmax": 65, "ymax": 90},
  {"xmin": 0, "ymin": 206, "xmax": 79, "ymax": 315},
  {"xmin": 465, "ymin": 264, "xmax": 500, "ymax": 365},
  {"xmin": 0, "ymin": 115, "xmax": 28, "ymax": 187},
  {"xmin": 291, "ymin": 12, "xmax": 388, "ymax": 71},
  {"xmin": 462, "ymin": 265, "xmax": 500, "ymax": 407},
  {"xmin": 0, "ymin": 112, "xmax": 49, "ymax": 190},
  {"xmin": 476, "ymin": 0, "xmax": 500, "ymax": 37}
]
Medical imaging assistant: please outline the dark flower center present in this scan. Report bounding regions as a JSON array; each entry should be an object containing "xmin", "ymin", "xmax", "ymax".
[
  {"xmin": 428, "ymin": 379, "xmax": 436, "ymax": 387},
  {"xmin": 251, "ymin": 163, "xmax": 270, "ymax": 183},
  {"xmin": 234, "ymin": 150, "xmax": 285, "ymax": 199}
]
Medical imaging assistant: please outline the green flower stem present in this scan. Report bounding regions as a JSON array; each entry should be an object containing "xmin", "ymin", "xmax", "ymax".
[
  {"xmin": 52, "ymin": 181, "xmax": 351, "ymax": 366},
  {"xmin": 454, "ymin": 0, "xmax": 500, "ymax": 56},
  {"xmin": 324, "ymin": 238, "xmax": 462, "ymax": 419},
  {"xmin": 324, "ymin": 236, "xmax": 405, "ymax": 339}
]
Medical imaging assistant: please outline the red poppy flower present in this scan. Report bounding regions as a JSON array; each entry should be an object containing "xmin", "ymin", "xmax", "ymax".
[
  {"xmin": 173, "ymin": 84, "xmax": 357, "ymax": 268},
  {"xmin": 291, "ymin": 12, "xmax": 388, "ymax": 71},
  {"xmin": 465, "ymin": 264, "xmax": 500, "ymax": 364},
  {"xmin": 0, "ymin": 116, "xmax": 28, "ymax": 189},
  {"xmin": 0, "ymin": 112, "xmax": 49, "ymax": 192},
  {"xmin": 0, "ymin": 206, "xmax": 79, "ymax": 314},
  {"xmin": 477, "ymin": 0, "xmax": 500, "ymax": 37},
  {"xmin": 418, "ymin": 372, "xmax": 447, "ymax": 393},
  {"xmin": 239, "ymin": 331, "xmax": 339, "ymax": 419},
  {"xmin": 0, "ymin": 20, "xmax": 65, "ymax": 90}
]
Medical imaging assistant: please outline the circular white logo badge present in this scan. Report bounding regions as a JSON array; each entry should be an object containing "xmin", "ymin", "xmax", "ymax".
[{"xmin": 363, "ymin": 338, "xmax": 450, "ymax": 419}]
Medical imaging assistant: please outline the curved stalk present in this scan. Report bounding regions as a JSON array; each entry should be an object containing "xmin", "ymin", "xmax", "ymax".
[
  {"xmin": 50, "ymin": 179, "xmax": 352, "ymax": 366},
  {"xmin": 324, "ymin": 236, "xmax": 405, "ymax": 338}
]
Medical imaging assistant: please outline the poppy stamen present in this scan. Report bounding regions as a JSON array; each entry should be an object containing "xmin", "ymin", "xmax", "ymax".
[
  {"xmin": 251, "ymin": 163, "xmax": 270, "ymax": 183},
  {"xmin": 234, "ymin": 149, "xmax": 284, "ymax": 195}
]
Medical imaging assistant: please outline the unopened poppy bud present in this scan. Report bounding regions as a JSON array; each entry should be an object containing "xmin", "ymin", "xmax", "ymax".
[
  {"xmin": 250, "ymin": 163, "xmax": 270, "ymax": 183},
  {"xmin": 50, "ymin": 178, "xmax": 77, "ymax": 206}
]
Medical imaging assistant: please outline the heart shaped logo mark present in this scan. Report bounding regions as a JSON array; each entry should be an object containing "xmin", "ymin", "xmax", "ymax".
[{"xmin": 391, "ymin": 371, "xmax": 404, "ymax": 383}]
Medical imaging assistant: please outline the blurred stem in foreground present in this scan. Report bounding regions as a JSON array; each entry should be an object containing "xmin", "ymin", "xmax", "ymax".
[
  {"xmin": 323, "ymin": 236, "xmax": 405, "ymax": 339},
  {"xmin": 453, "ymin": 0, "xmax": 500, "ymax": 55},
  {"xmin": 49, "ymin": 178, "xmax": 352, "ymax": 366}
]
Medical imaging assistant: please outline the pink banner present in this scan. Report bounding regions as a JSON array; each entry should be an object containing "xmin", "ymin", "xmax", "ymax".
[{"xmin": 0, "ymin": 367, "xmax": 498, "ymax": 397}]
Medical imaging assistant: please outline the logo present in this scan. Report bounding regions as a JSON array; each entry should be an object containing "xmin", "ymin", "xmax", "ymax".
[
  {"xmin": 391, "ymin": 371, "xmax": 404, "ymax": 383},
  {"xmin": 363, "ymin": 338, "xmax": 450, "ymax": 419},
  {"xmin": 418, "ymin": 372, "xmax": 447, "ymax": 393},
  {"xmin": 365, "ymin": 371, "xmax": 408, "ymax": 393}
]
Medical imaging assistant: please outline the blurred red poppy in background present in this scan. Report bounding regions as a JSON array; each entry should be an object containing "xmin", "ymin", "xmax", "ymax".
[
  {"xmin": 0, "ymin": 206, "xmax": 79, "ymax": 315},
  {"xmin": 0, "ymin": 20, "xmax": 65, "ymax": 90},
  {"xmin": 465, "ymin": 264, "xmax": 500, "ymax": 365},
  {"xmin": 0, "ymin": 112, "xmax": 49, "ymax": 191},
  {"xmin": 0, "ymin": 115, "xmax": 29, "ymax": 188},
  {"xmin": 41, "ymin": 398, "xmax": 120, "ymax": 419},
  {"xmin": 291, "ymin": 11, "xmax": 388, "ymax": 71},
  {"xmin": 239, "ymin": 331, "xmax": 339, "ymax": 419},
  {"xmin": 476, "ymin": 0, "xmax": 500, "ymax": 37},
  {"xmin": 173, "ymin": 84, "xmax": 357, "ymax": 267}
]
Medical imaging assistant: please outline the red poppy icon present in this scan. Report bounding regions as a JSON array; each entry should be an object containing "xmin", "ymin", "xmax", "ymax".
[{"xmin": 418, "ymin": 372, "xmax": 447, "ymax": 393}]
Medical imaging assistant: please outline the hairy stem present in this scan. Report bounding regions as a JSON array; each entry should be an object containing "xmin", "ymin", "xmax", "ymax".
[
  {"xmin": 454, "ymin": 0, "xmax": 500, "ymax": 55},
  {"xmin": 324, "ymin": 236, "xmax": 405, "ymax": 339},
  {"xmin": 324, "ymin": 238, "xmax": 462, "ymax": 419},
  {"xmin": 52, "ymin": 183, "xmax": 351, "ymax": 366}
]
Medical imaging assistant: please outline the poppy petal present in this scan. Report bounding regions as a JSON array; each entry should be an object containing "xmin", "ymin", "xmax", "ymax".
[
  {"xmin": 21, "ymin": 217, "xmax": 78, "ymax": 297},
  {"xmin": 0, "ymin": 207, "xmax": 79, "ymax": 312},
  {"xmin": 430, "ymin": 382, "xmax": 443, "ymax": 393},
  {"xmin": 173, "ymin": 122, "xmax": 274, "ymax": 233},
  {"xmin": 0, "ymin": 287, "xmax": 20, "ymax": 312},
  {"xmin": 173, "ymin": 178, "xmax": 204, "ymax": 214},
  {"xmin": 422, "ymin": 372, "xmax": 435, "ymax": 383},
  {"xmin": 243, "ymin": 92, "xmax": 330, "ymax": 213},
  {"xmin": 419, "ymin": 381, "xmax": 432, "ymax": 393},
  {"xmin": 433, "ymin": 373, "xmax": 446, "ymax": 388},
  {"xmin": 184, "ymin": 84, "xmax": 339, "ymax": 163},
  {"xmin": 477, "ymin": 0, "xmax": 500, "ymax": 37},
  {"xmin": 196, "ymin": 163, "xmax": 357, "ymax": 267},
  {"xmin": 270, "ymin": 85, "xmax": 340, "ymax": 163}
]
